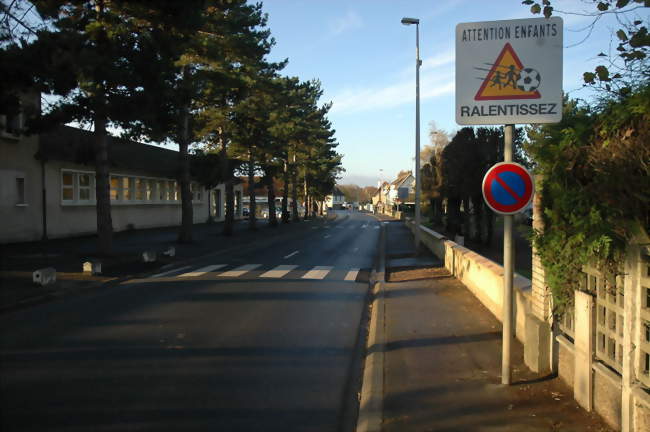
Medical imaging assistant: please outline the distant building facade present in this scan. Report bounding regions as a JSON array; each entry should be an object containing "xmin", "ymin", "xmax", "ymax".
[{"xmin": 325, "ymin": 187, "xmax": 345, "ymax": 210}]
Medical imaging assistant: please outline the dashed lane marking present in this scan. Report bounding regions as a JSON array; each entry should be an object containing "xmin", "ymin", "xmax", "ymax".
[
  {"xmin": 150, "ymin": 266, "xmax": 192, "ymax": 278},
  {"xmin": 218, "ymin": 264, "xmax": 261, "ymax": 278},
  {"xmin": 260, "ymin": 265, "xmax": 299, "ymax": 278},
  {"xmin": 179, "ymin": 264, "xmax": 227, "ymax": 277},
  {"xmin": 283, "ymin": 251, "xmax": 299, "ymax": 259},
  {"xmin": 344, "ymin": 268, "xmax": 360, "ymax": 281},
  {"xmin": 301, "ymin": 266, "xmax": 334, "ymax": 280},
  {"xmin": 324, "ymin": 234, "xmax": 331, "ymax": 239}
]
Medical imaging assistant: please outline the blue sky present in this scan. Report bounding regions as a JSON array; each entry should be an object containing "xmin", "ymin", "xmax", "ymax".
[{"xmin": 260, "ymin": 0, "xmax": 647, "ymax": 187}]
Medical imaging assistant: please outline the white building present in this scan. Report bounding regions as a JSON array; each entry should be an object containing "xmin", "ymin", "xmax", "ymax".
[
  {"xmin": 1, "ymin": 95, "xmax": 242, "ymax": 243},
  {"xmin": 325, "ymin": 186, "xmax": 345, "ymax": 210}
]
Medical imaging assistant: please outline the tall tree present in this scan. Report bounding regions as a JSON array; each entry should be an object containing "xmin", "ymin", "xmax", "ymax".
[{"xmin": 27, "ymin": 0, "xmax": 172, "ymax": 254}]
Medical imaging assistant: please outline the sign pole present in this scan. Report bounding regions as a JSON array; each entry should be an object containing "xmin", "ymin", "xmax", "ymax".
[{"xmin": 501, "ymin": 124, "xmax": 515, "ymax": 385}]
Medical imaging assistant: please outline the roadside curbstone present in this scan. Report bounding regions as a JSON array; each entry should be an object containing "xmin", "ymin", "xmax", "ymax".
[
  {"xmin": 83, "ymin": 260, "xmax": 102, "ymax": 275},
  {"xmin": 357, "ymin": 223, "xmax": 386, "ymax": 432},
  {"xmin": 141, "ymin": 250, "xmax": 157, "ymax": 263},
  {"xmin": 32, "ymin": 267, "xmax": 56, "ymax": 286}
]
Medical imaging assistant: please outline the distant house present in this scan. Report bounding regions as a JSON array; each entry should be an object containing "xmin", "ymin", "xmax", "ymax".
[
  {"xmin": 0, "ymin": 93, "xmax": 243, "ymax": 243},
  {"xmin": 372, "ymin": 181, "xmax": 389, "ymax": 213},
  {"xmin": 325, "ymin": 187, "xmax": 345, "ymax": 210},
  {"xmin": 388, "ymin": 172, "xmax": 415, "ymax": 208}
]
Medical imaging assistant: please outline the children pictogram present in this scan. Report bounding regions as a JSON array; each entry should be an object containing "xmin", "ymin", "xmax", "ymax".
[{"xmin": 474, "ymin": 43, "xmax": 541, "ymax": 101}]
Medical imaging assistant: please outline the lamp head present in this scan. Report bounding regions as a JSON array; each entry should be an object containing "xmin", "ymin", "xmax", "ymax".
[{"xmin": 401, "ymin": 17, "xmax": 419, "ymax": 25}]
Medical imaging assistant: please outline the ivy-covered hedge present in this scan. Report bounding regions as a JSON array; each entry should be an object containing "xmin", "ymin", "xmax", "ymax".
[{"xmin": 526, "ymin": 86, "xmax": 650, "ymax": 313}]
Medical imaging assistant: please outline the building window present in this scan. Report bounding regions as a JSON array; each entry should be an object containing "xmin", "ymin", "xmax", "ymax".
[
  {"xmin": 0, "ymin": 112, "xmax": 22, "ymax": 135},
  {"xmin": 62, "ymin": 172, "xmax": 74, "ymax": 201},
  {"xmin": 123, "ymin": 177, "xmax": 132, "ymax": 201},
  {"xmin": 78, "ymin": 173, "xmax": 92, "ymax": 201},
  {"xmin": 191, "ymin": 183, "xmax": 202, "ymax": 202},
  {"xmin": 15, "ymin": 177, "xmax": 25, "ymax": 205},
  {"xmin": 110, "ymin": 176, "xmax": 120, "ymax": 200},
  {"xmin": 134, "ymin": 178, "xmax": 143, "ymax": 201},
  {"xmin": 158, "ymin": 181, "xmax": 166, "ymax": 201},
  {"xmin": 145, "ymin": 180, "xmax": 153, "ymax": 201}
]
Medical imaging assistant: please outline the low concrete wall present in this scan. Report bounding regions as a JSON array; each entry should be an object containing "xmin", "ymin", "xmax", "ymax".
[
  {"xmin": 406, "ymin": 220, "xmax": 532, "ymax": 344},
  {"xmin": 556, "ymin": 335, "xmax": 575, "ymax": 388},
  {"xmin": 593, "ymin": 362, "xmax": 622, "ymax": 430},
  {"xmin": 633, "ymin": 386, "xmax": 650, "ymax": 432}
]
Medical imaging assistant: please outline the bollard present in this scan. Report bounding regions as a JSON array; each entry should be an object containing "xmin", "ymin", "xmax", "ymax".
[
  {"xmin": 83, "ymin": 260, "xmax": 102, "ymax": 275},
  {"xmin": 142, "ymin": 250, "xmax": 157, "ymax": 263},
  {"xmin": 33, "ymin": 267, "xmax": 56, "ymax": 286}
]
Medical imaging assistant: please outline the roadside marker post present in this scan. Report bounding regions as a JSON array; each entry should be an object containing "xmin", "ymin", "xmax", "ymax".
[{"xmin": 456, "ymin": 17, "xmax": 563, "ymax": 385}]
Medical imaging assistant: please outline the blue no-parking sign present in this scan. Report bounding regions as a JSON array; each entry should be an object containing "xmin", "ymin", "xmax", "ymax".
[{"xmin": 482, "ymin": 162, "xmax": 534, "ymax": 215}]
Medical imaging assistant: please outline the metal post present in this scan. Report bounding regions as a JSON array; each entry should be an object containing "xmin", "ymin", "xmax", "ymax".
[
  {"xmin": 502, "ymin": 124, "xmax": 514, "ymax": 385},
  {"xmin": 414, "ymin": 22, "xmax": 422, "ymax": 254}
]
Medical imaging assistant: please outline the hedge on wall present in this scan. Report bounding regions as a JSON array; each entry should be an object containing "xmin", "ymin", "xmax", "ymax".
[{"xmin": 525, "ymin": 86, "xmax": 650, "ymax": 314}]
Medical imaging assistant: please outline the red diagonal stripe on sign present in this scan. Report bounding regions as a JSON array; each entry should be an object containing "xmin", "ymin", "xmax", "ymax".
[{"xmin": 494, "ymin": 174, "xmax": 523, "ymax": 203}]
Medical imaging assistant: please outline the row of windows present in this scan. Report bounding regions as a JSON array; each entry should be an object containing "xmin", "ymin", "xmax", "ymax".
[{"xmin": 61, "ymin": 170, "xmax": 203, "ymax": 204}]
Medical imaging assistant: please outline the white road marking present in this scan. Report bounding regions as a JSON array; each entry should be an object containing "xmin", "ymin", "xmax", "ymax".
[
  {"xmin": 354, "ymin": 247, "xmax": 359, "ymax": 252},
  {"xmin": 374, "ymin": 226, "xmax": 380, "ymax": 229},
  {"xmin": 324, "ymin": 234, "xmax": 331, "ymax": 239},
  {"xmin": 344, "ymin": 268, "xmax": 360, "ymax": 281},
  {"xmin": 150, "ymin": 266, "xmax": 192, "ymax": 278},
  {"xmin": 218, "ymin": 264, "xmax": 261, "ymax": 277},
  {"xmin": 284, "ymin": 251, "xmax": 299, "ymax": 259},
  {"xmin": 260, "ymin": 265, "xmax": 299, "ymax": 278},
  {"xmin": 361, "ymin": 224, "xmax": 368, "ymax": 229},
  {"xmin": 179, "ymin": 264, "xmax": 227, "ymax": 277},
  {"xmin": 302, "ymin": 266, "xmax": 333, "ymax": 280}
]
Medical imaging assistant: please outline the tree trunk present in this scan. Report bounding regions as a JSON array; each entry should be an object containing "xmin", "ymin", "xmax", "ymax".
[
  {"xmin": 177, "ymin": 68, "xmax": 193, "ymax": 243},
  {"xmin": 267, "ymin": 180, "xmax": 278, "ymax": 227},
  {"xmin": 291, "ymin": 153, "xmax": 299, "ymax": 222},
  {"xmin": 93, "ymin": 112, "xmax": 113, "ymax": 255},
  {"xmin": 485, "ymin": 202, "xmax": 494, "ymax": 245},
  {"xmin": 303, "ymin": 175, "xmax": 309, "ymax": 220},
  {"xmin": 281, "ymin": 161, "xmax": 289, "ymax": 223},
  {"xmin": 224, "ymin": 178, "xmax": 234, "ymax": 236},
  {"xmin": 248, "ymin": 147, "xmax": 256, "ymax": 230},
  {"xmin": 472, "ymin": 194, "xmax": 483, "ymax": 243},
  {"xmin": 177, "ymin": 141, "xmax": 193, "ymax": 242},
  {"xmin": 220, "ymin": 141, "xmax": 234, "ymax": 236}
]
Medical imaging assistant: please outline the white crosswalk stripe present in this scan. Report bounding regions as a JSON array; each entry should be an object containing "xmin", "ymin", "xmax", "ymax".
[
  {"xmin": 344, "ymin": 268, "xmax": 360, "ymax": 281},
  {"xmin": 260, "ymin": 265, "xmax": 298, "ymax": 278},
  {"xmin": 301, "ymin": 266, "xmax": 333, "ymax": 280},
  {"xmin": 218, "ymin": 264, "xmax": 261, "ymax": 277},
  {"xmin": 178, "ymin": 264, "xmax": 227, "ymax": 277},
  {"xmin": 150, "ymin": 265, "xmax": 192, "ymax": 278},
  {"xmin": 151, "ymin": 263, "xmax": 367, "ymax": 281}
]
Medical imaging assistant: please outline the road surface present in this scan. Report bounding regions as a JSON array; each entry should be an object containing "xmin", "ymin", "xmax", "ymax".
[{"xmin": 0, "ymin": 210, "xmax": 380, "ymax": 432}]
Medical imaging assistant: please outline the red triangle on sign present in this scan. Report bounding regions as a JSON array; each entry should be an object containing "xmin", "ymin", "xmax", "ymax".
[{"xmin": 474, "ymin": 43, "xmax": 541, "ymax": 101}]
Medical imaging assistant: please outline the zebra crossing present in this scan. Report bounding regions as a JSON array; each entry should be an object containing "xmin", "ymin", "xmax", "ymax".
[{"xmin": 149, "ymin": 263, "xmax": 365, "ymax": 282}]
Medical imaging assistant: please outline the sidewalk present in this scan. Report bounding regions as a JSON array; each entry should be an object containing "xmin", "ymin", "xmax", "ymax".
[
  {"xmin": 380, "ymin": 222, "xmax": 612, "ymax": 432},
  {"xmin": 0, "ymin": 217, "xmax": 329, "ymax": 311}
]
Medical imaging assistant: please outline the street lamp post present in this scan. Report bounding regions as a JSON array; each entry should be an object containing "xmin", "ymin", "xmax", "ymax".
[{"xmin": 401, "ymin": 17, "xmax": 422, "ymax": 253}]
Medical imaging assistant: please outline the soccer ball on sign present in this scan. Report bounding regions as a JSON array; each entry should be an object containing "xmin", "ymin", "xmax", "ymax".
[{"xmin": 516, "ymin": 68, "xmax": 541, "ymax": 92}]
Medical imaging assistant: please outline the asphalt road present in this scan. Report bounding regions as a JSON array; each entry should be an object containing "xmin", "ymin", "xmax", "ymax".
[{"xmin": 0, "ymin": 210, "xmax": 380, "ymax": 432}]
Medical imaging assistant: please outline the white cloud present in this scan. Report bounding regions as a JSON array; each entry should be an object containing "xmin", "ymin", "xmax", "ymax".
[
  {"xmin": 330, "ymin": 52, "xmax": 455, "ymax": 114},
  {"xmin": 329, "ymin": 11, "xmax": 363, "ymax": 36}
]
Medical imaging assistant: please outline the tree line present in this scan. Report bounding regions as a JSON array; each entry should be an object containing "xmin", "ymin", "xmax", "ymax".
[
  {"xmin": 0, "ymin": 0, "xmax": 342, "ymax": 254},
  {"xmin": 420, "ymin": 124, "xmax": 528, "ymax": 244}
]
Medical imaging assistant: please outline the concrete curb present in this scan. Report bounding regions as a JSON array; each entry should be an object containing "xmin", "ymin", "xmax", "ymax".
[{"xmin": 356, "ymin": 224, "xmax": 386, "ymax": 432}]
